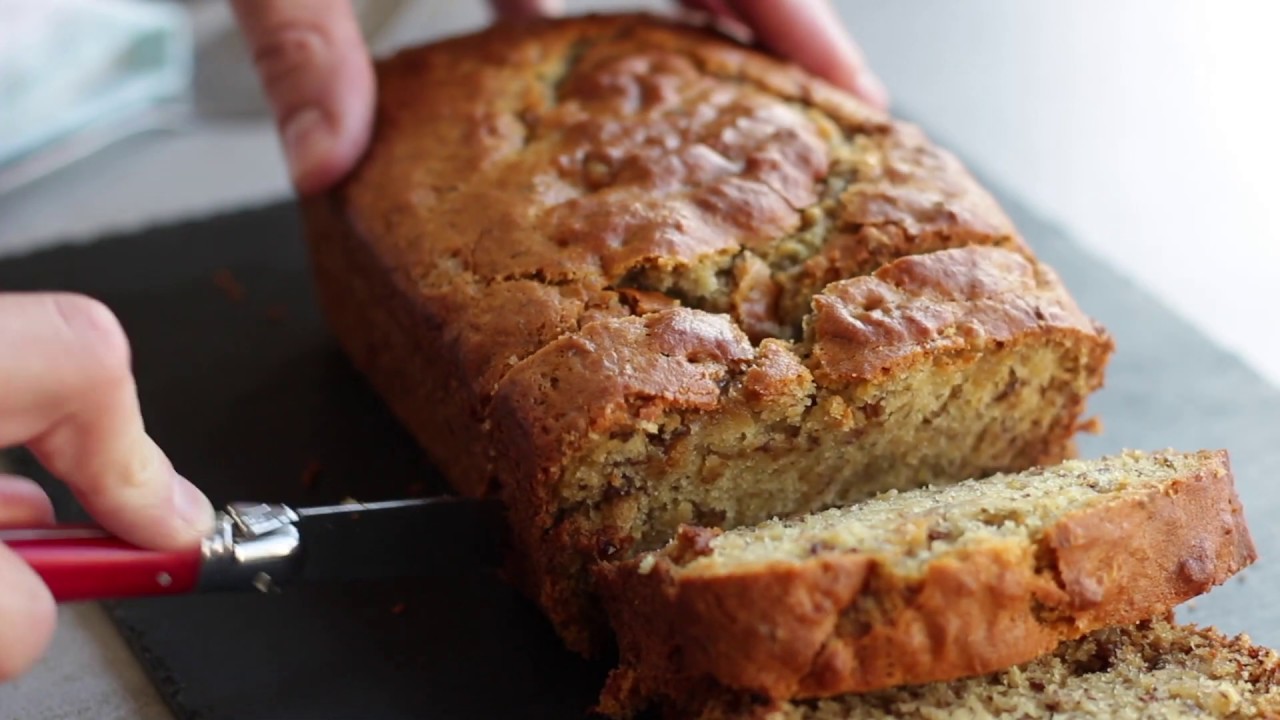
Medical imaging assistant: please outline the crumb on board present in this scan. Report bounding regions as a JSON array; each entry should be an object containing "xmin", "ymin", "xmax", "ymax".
[
  {"xmin": 265, "ymin": 303, "xmax": 289, "ymax": 323},
  {"xmin": 337, "ymin": 496, "xmax": 363, "ymax": 519},
  {"xmin": 212, "ymin": 268, "xmax": 246, "ymax": 301},
  {"xmin": 1077, "ymin": 416, "xmax": 1103, "ymax": 435},
  {"xmin": 300, "ymin": 461, "xmax": 323, "ymax": 490}
]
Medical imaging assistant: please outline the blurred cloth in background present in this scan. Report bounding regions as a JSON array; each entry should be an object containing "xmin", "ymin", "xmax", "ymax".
[
  {"xmin": 0, "ymin": 0, "xmax": 192, "ymax": 193},
  {"xmin": 0, "ymin": 0, "xmax": 409, "ymax": 195}
]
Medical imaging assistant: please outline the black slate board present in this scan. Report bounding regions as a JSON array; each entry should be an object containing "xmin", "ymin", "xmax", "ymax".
[{"xmin": 0, "ymin": 188, "xmax": 1277, "ymax": 719}]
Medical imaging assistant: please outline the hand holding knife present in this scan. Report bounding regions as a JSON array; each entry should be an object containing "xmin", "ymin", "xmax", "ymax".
[{"xmin": 1, "ymin": 496, "xmax": 505, "ymax": 602}]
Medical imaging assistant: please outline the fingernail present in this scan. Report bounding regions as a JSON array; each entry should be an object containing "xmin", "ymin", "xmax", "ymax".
[
  {"xmin": 282, "ymin": 106, "xmax": 329, "ymax": 191},
  {"xmin": 173, "ymin": 474, "xmax": 215, "ymax": 536}
]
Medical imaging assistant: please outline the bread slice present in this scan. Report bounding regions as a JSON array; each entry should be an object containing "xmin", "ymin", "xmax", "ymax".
[
  {"xmin": 594, "ymin": 450, "xmax": 1255, "ymax": 715},
  {"xmin": 303, "ymin": 14, "xmax": 1112, "ymax": 654},
  {"xmin": 693, "ymin": 618, "xmax": 1280, "ymax": 719}
]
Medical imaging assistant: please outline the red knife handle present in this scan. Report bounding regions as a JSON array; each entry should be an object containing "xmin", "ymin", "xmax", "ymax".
[{"xmin": 1, "ymin": 526, "xmax": 202, "ymax": 602}]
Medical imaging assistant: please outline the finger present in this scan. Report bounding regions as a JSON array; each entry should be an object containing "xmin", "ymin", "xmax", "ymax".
[
  {"xmin": 230, "ymin": 0, "xmax": 375, "ymax": 195},
  {"xmin": 727, "ymin": 0, "xmax": 889, "ymax": 109},
  {"xmin": 0, "ymin": 544, "xmax": 56, "ymax": 682},
  {"xmin": 489, "ymin": 0, "xmax": 565, "ymax": 20},
  {"xmin": 0, "ymin": 475, "xmax": 55, "ymax": 527},
  {"xmin": 678, "ymin": 0, "xmax": 743, "ymax": 22},
  {"xmin": 0, "ymin": 293, "xmax": 214, "ymax": 550}
]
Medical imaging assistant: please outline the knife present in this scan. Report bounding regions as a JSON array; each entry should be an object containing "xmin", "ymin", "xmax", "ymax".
[{"xmin": 0, "ymin": 497, "xmax": 506, "ymax": 602}]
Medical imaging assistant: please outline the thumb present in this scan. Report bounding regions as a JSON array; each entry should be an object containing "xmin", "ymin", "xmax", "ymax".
[
  {"xmin": 0, "ymin": 477, "xmax": 57, "ymax": 682},
  {"xmin": 728, "ymin": 0, "xmax": 889, "ymax": 109},
  {"xmin": 230, "ymin": 0, "xmax": 375, "ymax": 195},
  {"xmin": 0, "ymin": 544, "xmax": 55, "ymax": 682}
]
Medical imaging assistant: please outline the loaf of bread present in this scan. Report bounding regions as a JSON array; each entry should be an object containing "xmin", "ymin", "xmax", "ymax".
[
  {"xmin": 303, "ymin": 14, "xmax": 1112, "ymax": 654},
  {"xmin": 594, "ymin": 450, "xmax": 1255, "ymax": 715},
  {"xmin": 692, "ymin": 618, "xmax": 1280, "ymax": 719}
]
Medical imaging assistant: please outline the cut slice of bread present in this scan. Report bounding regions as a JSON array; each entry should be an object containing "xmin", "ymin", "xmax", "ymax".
[
  {"xmin": 594, "ymin": 450, "xmax": 1256, "ymax": 716},
  {"xmin": 693, "ymin": 618, "xmax": 1280, "ymax": 720}
]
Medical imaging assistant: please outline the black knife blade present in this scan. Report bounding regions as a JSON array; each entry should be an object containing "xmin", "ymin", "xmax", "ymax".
[
  {"xmin": 292, "ymin": 497, "xmax": 507, "ymax": 584},
  {"xmin": 196, "ymin": 496, "xmax": 507, "ymax": 593}
]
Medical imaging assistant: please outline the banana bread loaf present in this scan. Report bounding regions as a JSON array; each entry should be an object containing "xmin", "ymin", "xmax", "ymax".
[
  {"xmin": 693, "ymin": 618, "xmax": 1280, "ymax": 719},
  {"xmin": 303, "ymin": 14, "xmax": 1112, "ymax": 654},
  {"xmin": 594, "ymin": 450, "xmax": 1255, "ymax": 716}
]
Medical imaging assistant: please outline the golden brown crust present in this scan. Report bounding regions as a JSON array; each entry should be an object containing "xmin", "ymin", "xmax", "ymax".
[
  {"xmin": 807, "ymin": 245, "xmax": 1103, "ymax": 384},
  {"xmin": 306, "ymin": 191, "xmax": 635, "ymax": 497},
  {"xmin": 594, "ymin": 451, "xmax": 1256, "ymax": 713},
  {"xmin": 303, "ymin": 13, "xmax": 1108, "ymax": 655}
]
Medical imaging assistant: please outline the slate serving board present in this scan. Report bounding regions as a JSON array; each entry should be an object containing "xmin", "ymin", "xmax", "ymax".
[{"xmin": 0, "ymin": 187, "xmax": 1276, "ymax": 719}]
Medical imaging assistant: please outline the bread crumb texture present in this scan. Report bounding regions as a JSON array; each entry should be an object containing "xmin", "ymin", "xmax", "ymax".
[{"xmin": 668, "ymin": 450, "xmax": 1228, "ymax": 576}]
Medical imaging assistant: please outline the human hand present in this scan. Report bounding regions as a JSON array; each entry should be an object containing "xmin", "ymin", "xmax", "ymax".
[
  {"xmin": 230, "ymin": 0, "xmax": 887, "ymax": 196},
  {"xmin": 0, "ymin": 293, "xmax": 215, "ymax": 681}
]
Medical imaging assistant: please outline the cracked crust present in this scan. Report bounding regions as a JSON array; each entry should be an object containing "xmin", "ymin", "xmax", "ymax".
[
  {"xmin": 592, "ymin": 451, "xmax": 1256, "ymax": 716},
  {"xmin": 302, "ymin": 13, "xmax": 1108, "ymax": 655},
  {"xmin": 306, "ymin": 13, "xmax": 1025, "ymax": 488}
]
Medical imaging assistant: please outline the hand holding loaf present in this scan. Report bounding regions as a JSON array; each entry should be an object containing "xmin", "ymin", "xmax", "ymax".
[
  {"xmin": 228, "ymin": 0, "xmax": 887, "ymax": 194},
  {"xmin": 304, "ymin": 12, "xmax": 1112, "ymax": 655}
]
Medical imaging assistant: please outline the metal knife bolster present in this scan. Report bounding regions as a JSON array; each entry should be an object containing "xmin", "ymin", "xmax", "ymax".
[{"xmin": 198, "ymin": 502, "xmax": 305, "ymax": 593}]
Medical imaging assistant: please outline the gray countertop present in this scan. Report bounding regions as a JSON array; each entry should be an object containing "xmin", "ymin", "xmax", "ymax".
[{"xmin": 1, "ymin": 2, "xmax": 1277, "ymax": 718}]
